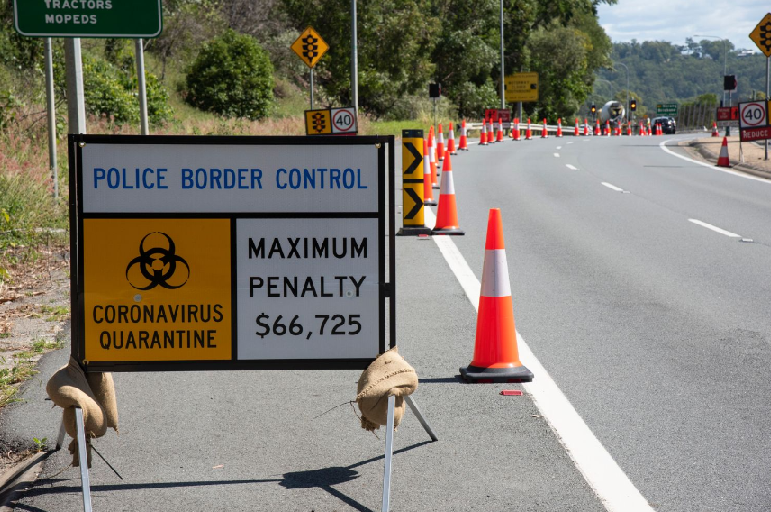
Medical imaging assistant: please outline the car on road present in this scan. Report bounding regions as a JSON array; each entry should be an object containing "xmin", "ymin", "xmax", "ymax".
[{"xmin": 652, "ymin": 116, "xmax": 676, "ymax": 134}]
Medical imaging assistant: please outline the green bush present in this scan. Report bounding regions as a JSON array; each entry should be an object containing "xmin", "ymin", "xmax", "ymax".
[{"xmin": 185, "ymin": 29, "xmax": 275, "ymax": 120}]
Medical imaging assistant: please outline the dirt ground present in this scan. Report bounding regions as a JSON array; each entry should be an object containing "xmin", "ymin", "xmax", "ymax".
[{"xmin": 685, "ymin": 135, "xmax": 771, "ymax": 178}]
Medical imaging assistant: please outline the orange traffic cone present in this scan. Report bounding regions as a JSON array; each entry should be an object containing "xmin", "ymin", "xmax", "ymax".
[
  {"xmin": 556, "ymin": 118, "xmax": 563, "ymax": 137},
  {"xmin": 605, "ymin": 121, "xmax": 611, "ymax": 136},
  {"xmin": 460, "ymin": 208, "xmax": 533, "ymax": 383},
  {"xmin": 437, "ymin": 124, "xmax": 446, "ymax": 161},
  {"xmin": 447, "ymin": 122, "xmax": 458, "ymax": 154},
  {"xmin": 428, "ymin": 127, "xmax": 439, "ymax": 189},
  {"xmin": 583, "ymin": 118, "xmax": 589, "ymax": 136},
  {"xmin": 711, "ymin": 121, "xmax": 719, "ymax": 137},
  {"xmin": 525, "ymin": 118, "xmax": 532, "ymax": 140},
  {"xmin": 458, "ymin": 119, "xmax": 469, "ymax": 151},
  {"xmin": 496, "ymin": 119, "xmax": 504, "ymax": 142},
  {"xmin": 480, "ymin": 121, "xmax": 488, "ymax": 146},
  {"xmin": 594, "ymin": 119, "xmax": 600, "ymax": 136},
  {"xmin": 574, "ymin": 118, "xmax": 579, "ymax": 137},
  {"xmin": 626, "ymin": 124, "xmax": 632, "ymax": 136},
  {"xmin": 511, "ymin": 118, "xmax": 521, "ymax": 141},
  {"xmin": 422, "ymin": 138, "xmax": 437, "ymax": 206},
  {"xmin": 658, "ymin": 123, "xmax": 663, "ymax": 136},
  {"xmin": 717, "ymin": 136, "xmax": 730, "ymax": 167},
  {"xmin": 541, "ymin": 118, "xmax": 548, "ymax": 138},
  {"xmin": 432, "ymin": 153, "xmax": 464, "ymax": 235}
]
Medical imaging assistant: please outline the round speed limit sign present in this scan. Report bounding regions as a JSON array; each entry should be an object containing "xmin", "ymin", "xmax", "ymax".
[
  {"xmin": 739, "ymin": 101, "xmax": 767, "ymax": 128},
  {"xmin": 331, "ymin": 107, "xmax": 358, "ymax": 134}
]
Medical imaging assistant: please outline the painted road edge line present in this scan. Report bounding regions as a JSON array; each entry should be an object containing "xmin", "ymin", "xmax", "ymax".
[
  {"xmin": 424, "ymin": 209, "xmax": 654, "ymax": 512},
  {"xmin": 659, "ymin": 139, "xmax": 771, "ymax": 184},
  {"xmin": 688, "ymin": 218, "xmax": 741, "ymax": 238},
  {"xmin": 601, "ymin": 182, "xmax": 629, "ymax": 193}
]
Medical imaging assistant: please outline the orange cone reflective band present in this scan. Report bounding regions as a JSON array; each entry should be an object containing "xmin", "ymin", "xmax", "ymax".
[
  {"xmin": 431, "ymin": 152, "xmax": 464, "ymax": 235},
  {"xmin": 422, "ymin": 138, "xmax": 437, "ymax": 206},
  {"xmin": 574, "ymin": 118, "xmax": 579, "ymax": 136},
  {"xmin": 717, "ymin": 136, "xmax": 730, "ymax": 167},
  {"xmin": 448, "ymin": 122, "xmax": 458, "ymax": 154},
  {"xmin": 460, "ymin": 208, "xmax": 532, "ymax": 382},
  {"xmin": 459, "ymin": 119, "xmax": 469, "ymax": 151},
  {"xmin": 437, "ymin": 124, "xmax": 445, "ymax": 161}
]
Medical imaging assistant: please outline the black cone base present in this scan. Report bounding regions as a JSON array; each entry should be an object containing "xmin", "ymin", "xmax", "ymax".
[
  {"xmin": 459, "ymin": 364, "xmax": 534, "ymax": 383},
  {"xmin": 431, "ymin": 227, "xmax": 464, "ymax": 235},
  {"xmin": 423, "ymin": 199, "xmax": 438, "ymax": 206}
]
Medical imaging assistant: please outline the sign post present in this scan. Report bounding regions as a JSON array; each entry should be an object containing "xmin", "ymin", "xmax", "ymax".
[
  {"xmin": 291, "ymin": 27, "xmax": 330, "ymax": 110},
  {"xmin": 749, "ymin": 13, "xmax": 771, "ymax": 160}
]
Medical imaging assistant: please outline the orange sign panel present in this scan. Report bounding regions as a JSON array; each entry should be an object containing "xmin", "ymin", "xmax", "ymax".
[{"xmin": 83, "ymin": 218, "xmax": 232, "ymax": 362}]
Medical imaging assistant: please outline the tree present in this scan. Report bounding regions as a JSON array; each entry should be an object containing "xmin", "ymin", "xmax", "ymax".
[{"xmin": 185, "ymin": 30, "xmax": 275, "ymax": 120}]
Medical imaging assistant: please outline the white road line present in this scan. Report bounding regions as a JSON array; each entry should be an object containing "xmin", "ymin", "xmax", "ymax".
[
  {"xmin": 659, "ymin": 139, "xmax": 771, "ymax": 184},
  {"xmin": 601, "ymin": 182, "xmax": 629, "ymax": 193},
  {"xmin": 567, "ymin": 141, "xmax": 574, "ymax": 145},
  {"xmin": 557, "ymin": 146, "xmax": 562, "ymax": 150},
  {"xmin": 566, "ymin": 164, "xmax": 578, "ymax": 171},
  {"xmin": 554, "ymin": 153, "xmax": 560, "ymax": 158},
  {"xmin": 423, "ymin": 209, "xmax": 654, "ymax": 512},
  {"xmin": 688, "ymin": 218, "xmax": 741, "ymax": 237}
]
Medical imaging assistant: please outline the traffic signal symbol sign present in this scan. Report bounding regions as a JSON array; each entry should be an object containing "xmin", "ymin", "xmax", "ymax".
[
  {"xmin": 749, "ymin": 13, "xmax": 771, "ymax": 57},
  {"xmin": 304, "ymin": 109, "xmax": 332, "ymax": 135},
  {"xmin": 291, "ymin": 26, "xmax": 330, "ymax": 68}
]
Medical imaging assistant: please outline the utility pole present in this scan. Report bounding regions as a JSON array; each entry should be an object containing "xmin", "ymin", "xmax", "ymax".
[
  {"xmin": 500, "ymin": 0, "xmax": 505, "ymax": 110},
  {"xmin": 351, "ymin": 0, "xmax": 358, "ymax": 112}
]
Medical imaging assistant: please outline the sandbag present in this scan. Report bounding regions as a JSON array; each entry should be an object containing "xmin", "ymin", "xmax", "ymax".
[
  {"xmin": 46, "ymin": 356, "xmax": 118, "ymax": 467},
  {"xmin": 356, "ymin": 347, "xmax": 418, "ymax": 432}
]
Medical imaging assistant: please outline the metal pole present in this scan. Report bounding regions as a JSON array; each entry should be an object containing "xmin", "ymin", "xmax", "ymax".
[
  {"xmin": 135, "ymin": 39, "xmax": 149, "ymax": 135},
  {"xmin": 381, "ymin": 395, "xmax": 395, "ymax": 512},
  {"xmin": 350, "ymin": 0, "xmax": 358, "ymax": 111},
  {"xmin": 500, "ymin": 0, "xmax": 505, "ymax": 110},
  {"xmin": 64, "ymin": 38, "xmax": 86, "ymax": 134},
  {"xmin": 44, "ymin": 38, "xmax": 58, "ymax": 199},
  {"xmin": 75, "ymin": 407, "xmax": 93, "ymax": 512},
  {"xmin": 310, "ymin": 68, "xmax": 314, "ymax": 110},
  {"xmin": 766, "ymin": 55, "xmax": 769, "ymax": 160}
]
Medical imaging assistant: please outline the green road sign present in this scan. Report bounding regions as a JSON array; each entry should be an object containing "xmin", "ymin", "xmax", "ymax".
[
  {"xmin": 656, "ymin": 103, "xmax": 678, "ymax": 116},
  {"xmin": 14, "ymin": 0, "xmax": 162, "ymax": 38}
]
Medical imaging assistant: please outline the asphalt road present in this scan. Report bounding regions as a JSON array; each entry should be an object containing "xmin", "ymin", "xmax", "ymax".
[{"xmin": 4, "ymin": 131, "xmax": 771, "ymax": 511}]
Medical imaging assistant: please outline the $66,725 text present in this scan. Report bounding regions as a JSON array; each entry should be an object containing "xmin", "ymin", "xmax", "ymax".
[{"xmin": 255, "ymin": 314, "xmax": 362, "ymax": 340}]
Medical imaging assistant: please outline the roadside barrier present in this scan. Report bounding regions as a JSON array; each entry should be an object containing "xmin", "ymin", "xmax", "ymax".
[
  {"xmin": 458, "ymin": 119, "xmax": 469, "ymax": 151},
  {"xmin": 717, "ymin": 136, "xmax": 730, "ymax": 167},
  {"xmin": 460, "ymin": 208, "xmax": 533, "ymax": 383},
  {"xmin": 447, "ymin": 122, "xmax": 457, "ymax": 154},
  {"xmin": 431, "ymin": 152, "xmax": 464, "ymax": 235},
  {"xmin": 422, "ymin": 138, "xmax": 437, "ymax": 206}
]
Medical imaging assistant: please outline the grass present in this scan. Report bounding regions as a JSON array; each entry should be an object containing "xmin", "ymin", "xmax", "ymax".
[
  {"xmin": 0, "ymin": 353, "xmax": 38, "ymax": 408},
  {"xmin": 40, "ymin": 305, "xmax": 69, "ymax": 322}
]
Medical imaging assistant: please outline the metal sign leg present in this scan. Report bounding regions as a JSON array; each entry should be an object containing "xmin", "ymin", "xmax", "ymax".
[
  {"xmin": 55, "ymin": 417, "xmax": 67, "ymax": 451},
  {"xmin": 404, "ymin": 396, "xmax": 438, "ymax": 442},
  {"xmin": 381, "ymin": 395, "xmax": 395, "ymax": 512},
  {"xmin": 75, "ymin": 407, "xmax": 93, "ymax": 512}
]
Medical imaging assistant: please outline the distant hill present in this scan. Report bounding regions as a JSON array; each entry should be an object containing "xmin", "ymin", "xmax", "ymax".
[{"xmin": 593, "ymin": 41, "xmax": 767, "ymax": 111}]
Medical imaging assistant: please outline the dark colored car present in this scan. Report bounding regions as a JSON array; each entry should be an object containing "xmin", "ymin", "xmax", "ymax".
[{"xmin": 652, "ymin": 116, "xmax": 676, "ymax": 134}]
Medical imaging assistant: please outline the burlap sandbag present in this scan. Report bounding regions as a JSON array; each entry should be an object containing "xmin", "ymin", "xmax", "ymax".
[
  {"xmin": 356, "ymin": 347, "xmax": 418, "ymax": 432},
  {"xmin": 46, "ymin": 356, "xmax": 118, "ymax": 467}
]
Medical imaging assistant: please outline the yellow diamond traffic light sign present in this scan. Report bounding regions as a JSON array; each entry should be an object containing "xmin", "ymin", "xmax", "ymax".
[
  {"xmin": 749, "ymin": 13, "xmax": 771, "ymax": 57},
  {"xmin": 291, "ymin": 26, "xmax": 330, "ymax": 68}
]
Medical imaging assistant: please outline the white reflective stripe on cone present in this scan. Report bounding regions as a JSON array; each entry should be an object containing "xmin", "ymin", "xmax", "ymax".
[
  {"xmin": 423, "ymin": 153, "xmax": 431, "ymax": 176},
  {"xmin": 429, "ymin": 141, "xmax": 435, "ymax": 165},
  {"xmin": 439, "ymin": 133, "xmax": 444, "ymax": 143},
  {"xmin": 481, "ymin": 249, "xmax": 511, "ymax": 298},
  {"xmin": 439, "ymin": 170, "xmax": 455, "ymax": 195},
  {"xmin": 449, "ymin": 129, "xmax": 455, "ymax": 139}
]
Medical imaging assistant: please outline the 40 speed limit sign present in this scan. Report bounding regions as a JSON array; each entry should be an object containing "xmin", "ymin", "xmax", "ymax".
[
  {"xmin": 739, "ymin": 101, "xmax": 771, "ymax": 142},
  {"xmin": 331, "ymin": 107, "xmax": 358, "ymax": 134},
  {"xmin": 69, "ymin": 133, "xmax": 394, "ymax": 372}
]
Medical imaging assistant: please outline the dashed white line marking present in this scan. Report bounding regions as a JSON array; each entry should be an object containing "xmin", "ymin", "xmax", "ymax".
[
  {"xmin": 557, "ymin": 146, "xmax": 562, "ymax": 150},
  {"xmin": 554, "ymin": 153, "xmax": 560, "ymax": 158},
  {"xmin": 423, "ymin": 209, "xmax": 654, "ymax": 512},
  {"xmin": 567, "ymin": 141, "xmax": 574, "ymax": 145},
  {"xmin": 566, "ymin": 164, "xmax": 577, "ymax": 171},
  {"xmin": 601, "ymin": 182, "xmax": 629, "ymax": 193},
  {"xmin": 688, "ymin": 219, "xmax": 741, "ymax": 238}
]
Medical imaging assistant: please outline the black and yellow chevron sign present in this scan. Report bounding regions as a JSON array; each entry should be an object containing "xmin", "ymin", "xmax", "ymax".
[
  {"xmin": 291, "ymin": 26, "xmax": 330, "ymax": 68},
  {"xmin": 749, "ymin": 13, "xmax": 771, "ymax": 58}
]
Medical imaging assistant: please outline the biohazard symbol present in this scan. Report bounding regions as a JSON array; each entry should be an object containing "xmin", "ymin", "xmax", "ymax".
[
  {"xmin": 312, "ymin": 112, "xmax": 326, "ymax": 133},
  {"xmin": 125, "ymin": 232, "xmax": 190, "ymax": 290}
]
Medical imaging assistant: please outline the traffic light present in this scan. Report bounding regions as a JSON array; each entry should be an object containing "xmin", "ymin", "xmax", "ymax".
[
  {"xmin": 590, "ymin": 104, "xmax": 596, "ymax": 114},
  {"xmin": 429, "ymin": 83, "xmax": 441, "ymax": 98},
  {"xmin": 723, "ymin": 75, "xmax": 737, "ymax": 92},
  {"xmin": 630, "ymin": 99, "xmax": 637, "ymax": 111}
]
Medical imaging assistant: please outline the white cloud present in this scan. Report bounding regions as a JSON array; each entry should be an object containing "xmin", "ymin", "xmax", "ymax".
[{"xmin": 597, "ymin": 0, "xmax": 769, "ymax": 51}]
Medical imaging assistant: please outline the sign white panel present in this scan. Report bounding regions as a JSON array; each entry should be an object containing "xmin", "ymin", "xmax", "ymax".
[
  {"xmin": 236, "ymin": 218, "xmax": 379, "ymax": 360},
  {"xmin": 80, "ymin": 143, "xmax": 378, "ymax": 213},
  {"xmin": 331, "ymin": 107, "xmax": 358, "ymax": 134}
]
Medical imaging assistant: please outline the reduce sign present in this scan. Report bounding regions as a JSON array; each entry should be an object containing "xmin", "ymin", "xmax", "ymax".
[
  {"xmin": 70, "ymin": 134, "xmax": 394, "ymax": 372},
  {"xmin": 14, "ymin": 0, "xmax": 163, "ymax": 38}
]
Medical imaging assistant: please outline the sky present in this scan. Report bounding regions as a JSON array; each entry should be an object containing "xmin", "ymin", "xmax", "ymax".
[{"xmin": 596, "ymin": 0, "xmax": 770, "ymax": 52}]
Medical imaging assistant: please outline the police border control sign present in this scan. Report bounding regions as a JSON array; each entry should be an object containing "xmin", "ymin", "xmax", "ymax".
[{"xmin": 70, "ymin": 134, "xmax": 395, "ymax": 372}]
